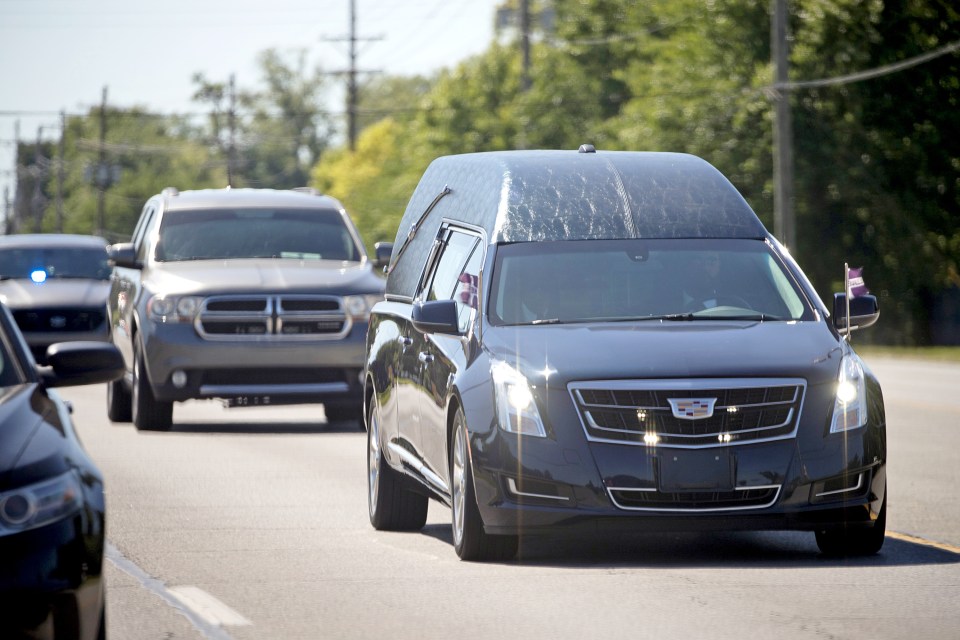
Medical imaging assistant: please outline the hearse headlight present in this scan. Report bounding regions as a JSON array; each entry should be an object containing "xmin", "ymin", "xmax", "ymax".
[
  {"xmin": 492, "ymin": 360, "xmax": 547, "ymax": 438},
  {"xmin": 0, "ymin": 471, "xmax": 84, "ymax": 536},
  {"xmin": 147, "ymin": 295, "xmax": 202, "ymax": 323},
  {"xmin": 830, "ymin": 353, "xmax": 868, "ymax": 433},
  {"xmin": 343, "ymin": 294, "xmax": 383, "ymax": 321}
]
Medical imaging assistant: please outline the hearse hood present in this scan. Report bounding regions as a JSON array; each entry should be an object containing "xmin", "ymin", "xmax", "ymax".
[{"xmin": 482, "ymin": 320, "xmax": 843, "ymax": 388}]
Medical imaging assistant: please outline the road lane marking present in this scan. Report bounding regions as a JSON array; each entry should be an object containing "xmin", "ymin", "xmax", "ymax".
[
  {"xmin": 106, "ymin": 543, "xmax": 247, "ymax": 640},
  {"xmin": 168, "ymin": 586, "xmax": 252, "ymax": 627},
  {"xmin": 888, "ymin": 531, "xmax": 960, "ymax": 554}
]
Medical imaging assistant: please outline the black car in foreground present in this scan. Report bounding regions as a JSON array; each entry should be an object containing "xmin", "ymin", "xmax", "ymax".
[
  {"xmin": 364, "ymin": 147, "xmax": 886, "ymax": 561},
  {"xmin": 0, "ymin": 234, "xmax": 112, "ymax": 364},
  {"xmin": 0, "ymin": 303, "xmax": 124, "ymax": 638}
]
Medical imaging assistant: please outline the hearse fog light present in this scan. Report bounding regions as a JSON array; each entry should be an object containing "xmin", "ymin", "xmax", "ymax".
[
  {"xmin": 830, "ymin": 353, "xmax": 868, "ymax": 433},
  {"xmin": 492, "ymin": 360, "xmax": 547, "ymax": 438}
]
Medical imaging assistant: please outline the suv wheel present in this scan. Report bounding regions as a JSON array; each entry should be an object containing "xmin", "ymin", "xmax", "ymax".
[
  {"xmin": 107, "ymin": 377, "xmax": 132, "ymax": 422},
  {"xmin": 132, "ymin": 339, "xmax": 173, "ymax": 431}
]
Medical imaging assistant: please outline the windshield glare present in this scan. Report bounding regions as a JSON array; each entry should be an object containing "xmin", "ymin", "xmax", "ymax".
[
  {"xmin": 0, "ymin": 247, "xmax": 110, "ymax": 281},
  {"xmin": 156, "ymin": 208, "xmax": 361, "ymax": 262},
  {"xmin": 489, "ymin": 239, "xmax": 814, "ymax": 325}
]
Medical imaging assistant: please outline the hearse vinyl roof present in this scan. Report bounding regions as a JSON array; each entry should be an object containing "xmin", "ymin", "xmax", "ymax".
[{"xmin": 386, "ymin": 149, "xmax": 769, "ymax": 299}]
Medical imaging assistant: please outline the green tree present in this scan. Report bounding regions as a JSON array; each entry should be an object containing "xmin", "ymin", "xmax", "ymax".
[
  {"xmin": 193, "ymin": 49, "xmax": 336, "ymax": 189},
  {"xmin": 312, "ymin": 118, "xmax": 426, "ymax": 250}
]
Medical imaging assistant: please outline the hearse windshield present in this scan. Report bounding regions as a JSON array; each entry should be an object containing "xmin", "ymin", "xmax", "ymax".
[{"xmin": 488, "ymin": 238, "xmax": 815, "ymax": 326}]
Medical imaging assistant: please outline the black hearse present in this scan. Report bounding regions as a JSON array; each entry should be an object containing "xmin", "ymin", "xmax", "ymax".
[{"xmin": 364, "ymin": 146, "xmax": 885, "ymax": 561}]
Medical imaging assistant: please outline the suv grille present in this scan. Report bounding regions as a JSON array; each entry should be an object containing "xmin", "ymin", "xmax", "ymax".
[
  {"xmin": 570, "ymin": 378, "xmax": 805, "ymax": 448},
  {"xmin": 196, "ymin": 295, "xmax": 350, "ymax": 340},
  {"xmin": 13, "ymin": 308, "xmax": 106, "ymax": 333}
]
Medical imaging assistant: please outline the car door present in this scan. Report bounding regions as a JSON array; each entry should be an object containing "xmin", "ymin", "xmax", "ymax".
[
  {"xmin": 110, "ymin": 200, "xmax": 158, "ymax": 370},
  {"xmin": 414, "ymin": 226, "xmax": 484, "ymax": 493}
]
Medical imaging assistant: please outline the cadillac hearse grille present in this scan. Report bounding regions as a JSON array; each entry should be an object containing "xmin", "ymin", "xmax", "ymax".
[
  {"xmin": 570, "ymin": 379, "xmax": 805, "ymax": 448},
  {"xmin": 196, "ymin": 295, "xmax": 350, "ymax": 340}
]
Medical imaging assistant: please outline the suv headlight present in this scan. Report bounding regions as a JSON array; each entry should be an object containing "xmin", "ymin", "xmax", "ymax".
[
  {"xmin": 0, "ymin": 471, "xmax": 84, "ymax": 536},
  {"xmin": 830, "ymin": 353, "xmax": 868, "ymax": 433},
  {"xmin": 492, "ymin": 360, "xmax": 547, "ymax": 437},
  {"xmin": 148, "ymin": 295, "xmax": 203, "ymax": 323},
  {"xmin": 343, "ymin": 294, "xmax": 383, "ymax": 321}
]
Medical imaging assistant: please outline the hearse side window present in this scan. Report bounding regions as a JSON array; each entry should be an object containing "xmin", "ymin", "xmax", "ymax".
[{"xmin": 420, "ymin": 229, "xmax": 482, "ymax": 333}]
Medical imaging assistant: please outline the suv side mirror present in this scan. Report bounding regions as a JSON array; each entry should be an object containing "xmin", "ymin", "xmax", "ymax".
[
  {"xmin": 412, "ymin": 300, "xmax": 461, "ymax": 335},
  {"xmin": 373, "ymin": 242, "xmax": 393, "ymax": 271},
  {"xmin": 108, "ymin": 242, "xmax": 140, "ymax": 269},
  {"xmin": 832, "ymin": 293, "xmax": 879, "ymax": 332}
]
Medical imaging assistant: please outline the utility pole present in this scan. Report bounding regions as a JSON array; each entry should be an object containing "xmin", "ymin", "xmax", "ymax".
[
  {"xmin": 12, "ymin": 120, "xmax": 21, "ymax": 234},
  {"xmin": 771, "ymin": 0, "xmax": 795, "ymax": 250},
  {"xmin": 57, "ymin": 110, "xmax": 65, "ymax": 232},
  {"xmin": 227, "ymin": 74, "xmax": 237, "ymax": 186},
  {"xmin": 520, "ymin": 0, "xmax": 531, "ymax": 92},
  {"xmin": 3, "ymin": 186, "xmax": 9, "ymax": 235},
  {"xmin": 97, "ymin": 86, "xmax": 108, "ymax": 235},
  {"xmin": 324, "ymin": 0, "xmax": 381, "ymax": 151},
  {"xmin": 33, "ymin": 126, "xmax": 44, "ymax": 233}
]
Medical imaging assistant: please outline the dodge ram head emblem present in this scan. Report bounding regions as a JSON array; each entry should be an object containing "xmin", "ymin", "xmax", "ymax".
[{"xmin": 668, "ymin": 398, "xmax": 717, "ymax": 420}]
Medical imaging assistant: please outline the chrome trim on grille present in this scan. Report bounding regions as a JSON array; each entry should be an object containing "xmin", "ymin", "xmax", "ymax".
[
  {"xmin": 607, "ymin": 484, "xmax": 782, "ymax": 512},
  {"xmin": 570, "ymin": 378, "xmax": 806, "ymax": 449},
  {"xmin": 815, "ymin": 473, "xmax": 864, "ymax": 498},
  {"xmin": 194, "ymin": 294, "xmax": 352, "ymax": 341},
  {"xmin": 198, "ymin": 382, "xmax": 350, "ymax": 396}
]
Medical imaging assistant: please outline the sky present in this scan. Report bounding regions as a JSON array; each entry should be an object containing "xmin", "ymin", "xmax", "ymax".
[{"xmin": 0, "ymin": 0, "xmax": 502, "ymax": 205}]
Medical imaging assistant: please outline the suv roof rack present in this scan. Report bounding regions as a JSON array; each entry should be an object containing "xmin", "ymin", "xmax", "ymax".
[{"xmin": 290, "ymin": 187, "xmax": 321, "ymax": 196}]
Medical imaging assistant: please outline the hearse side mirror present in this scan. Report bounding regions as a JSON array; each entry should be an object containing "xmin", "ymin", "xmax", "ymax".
[
  {"xmin": 832, "ymin": 293, "xmax": 880, "ymax": 332},
  {"xmin": 374, "ymin": 242, "xmax": 393, "ymax": 271},
  {"xmin": 108, "ymin": 242, "xmax": 141, "ymax": 269},
  {"xmin": 412, "ymin": 300, "xmax": 462, "ymax": 336}
]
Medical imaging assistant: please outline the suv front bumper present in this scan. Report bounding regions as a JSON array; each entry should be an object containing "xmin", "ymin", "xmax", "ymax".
[{"xmin": 140, "ymin": 321, "xmax": 367, "ymax": 404}]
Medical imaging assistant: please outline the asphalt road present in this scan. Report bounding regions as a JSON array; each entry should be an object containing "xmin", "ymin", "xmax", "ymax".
[{"xmin": 61, "ymin": 355, "xmax": 960, "ymax": 640}]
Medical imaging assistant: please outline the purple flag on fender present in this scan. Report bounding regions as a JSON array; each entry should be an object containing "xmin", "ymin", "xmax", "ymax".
[{"xmin": 847, "ymin": 267, "xmax": 869, "ymax": 298}]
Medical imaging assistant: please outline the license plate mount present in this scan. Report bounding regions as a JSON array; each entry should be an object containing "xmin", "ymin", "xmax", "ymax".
[{"xmin": 658, "ymin": 449, "xmax": 735, "ymax": 492}]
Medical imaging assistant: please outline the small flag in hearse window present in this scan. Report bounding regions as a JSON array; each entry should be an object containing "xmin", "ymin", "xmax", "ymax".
[
  {"xmin": 847, "ymin": 266, "xmax": 869, "ymax": 298},
  {"xmin": 458, "ymin": 272, "xmax": 479, "ymax": 309}
]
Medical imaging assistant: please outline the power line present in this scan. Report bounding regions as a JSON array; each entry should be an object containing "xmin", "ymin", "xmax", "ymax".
[{"xmin": 769, "ymin": 39, "xmax": 960, "ymax": 91}]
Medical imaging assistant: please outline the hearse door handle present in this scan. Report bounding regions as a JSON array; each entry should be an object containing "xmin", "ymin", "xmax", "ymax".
[{"xmin": 418, "ymin": 352, "xmax": 434, "ymax": 364}]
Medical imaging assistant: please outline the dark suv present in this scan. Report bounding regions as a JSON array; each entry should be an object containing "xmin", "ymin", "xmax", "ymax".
[{"xmin": 107, "ymin": 187, "xmax": 386, "ymax": 431}]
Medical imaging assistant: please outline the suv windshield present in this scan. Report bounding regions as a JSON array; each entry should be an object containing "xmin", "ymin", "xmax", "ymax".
[
  {"xmin": 489, "ymin": 238, "xmax": 815, "ymax": 325},
  {"xmin": 0, "ymin": 247, "xmax": 110, "ymax": 281},
  {"xmin": 156, "ymin": 208, "xmax": 361, "ymax": 262}
]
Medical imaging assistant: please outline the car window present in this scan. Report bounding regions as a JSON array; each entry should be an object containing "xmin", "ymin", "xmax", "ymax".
[
  {"xmin": 489, "ymin": 238, "xmax": 815, "ymax": 325},
  {"xmin": 420, "ymin": 229, "xmax": 482, "ymax": 333},
  {"xmin": 155, "ymin": 208, "xmax": 361, "ymax": 262},
  {"xmin": 423, "ymin": 232, "xmax": 477, "ymax": 302},
  {"xmin": 0, "ymin": 247, "xmax": 111, "ymax": 281}
]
